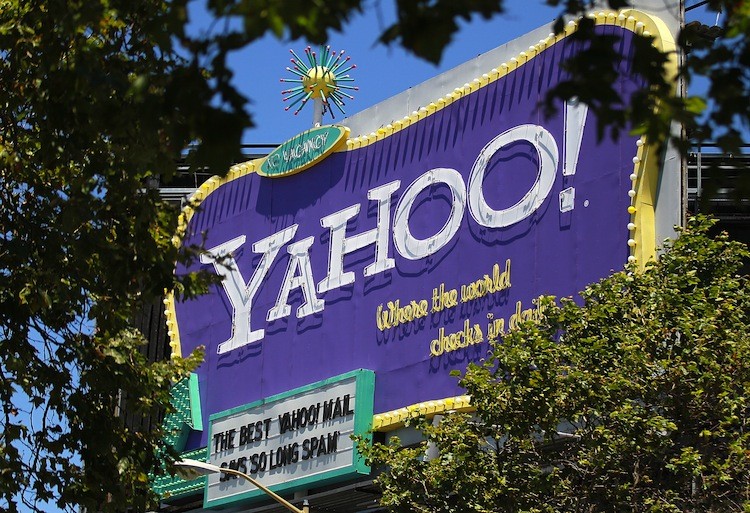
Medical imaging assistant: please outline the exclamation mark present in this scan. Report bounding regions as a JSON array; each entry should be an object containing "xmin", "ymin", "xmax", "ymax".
[{"xmin": 559, "ymin": 97, "xmax": 589, "ymax": 213}]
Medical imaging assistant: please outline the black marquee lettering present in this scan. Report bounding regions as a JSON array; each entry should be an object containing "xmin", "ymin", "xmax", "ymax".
[{"xmin": 343, "ymin": 394, "xmax": 354, "ymax": 415}]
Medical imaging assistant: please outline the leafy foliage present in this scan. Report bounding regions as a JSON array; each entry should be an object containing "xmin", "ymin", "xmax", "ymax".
[
  {"xmin": 2, "ymin": 0, "xmax": 749, "ymax": 510},
  {"xmin": 0, "ymin": 1, "xmax": 212, "ymax": 511},
  {"xmin": 544, "ymin": 0, "xmax": 750, "ymax": 154},
  {"xmin": 360, "ymin": 217, "xmax": 750, "ymax": 512}
]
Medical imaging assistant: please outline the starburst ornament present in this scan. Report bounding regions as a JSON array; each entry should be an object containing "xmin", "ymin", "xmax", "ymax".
[{"xmin": 280, "ymin": 46, "xmax": 358, "ymax": 125}]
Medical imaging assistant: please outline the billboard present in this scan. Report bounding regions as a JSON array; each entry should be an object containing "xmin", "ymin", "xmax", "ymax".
[{"xmin": 161, "ymin": 8, "xmax": 677, "ymax": 503}]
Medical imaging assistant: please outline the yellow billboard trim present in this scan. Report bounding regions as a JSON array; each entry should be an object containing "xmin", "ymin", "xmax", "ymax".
[{"xmin": 371, "ymin": 395, "xmax": 474, "ymax": 432}]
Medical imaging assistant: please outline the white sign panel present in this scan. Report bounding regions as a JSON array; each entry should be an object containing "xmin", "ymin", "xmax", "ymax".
[{"xmin": 205, "ymin": 370, "xmax": 374, "ymax": 508}]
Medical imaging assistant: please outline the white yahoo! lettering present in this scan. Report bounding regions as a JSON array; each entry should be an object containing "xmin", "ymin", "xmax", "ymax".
[
  {"xmin": 468, "ymin": 124, "xmax": 558, "ymax": 228},
  {"xmin": 268, "ymin": 236, "xmax": 324, "ymax": 322},
  {"xmin": 200, "ymin": 226, "xmax": 297, "ymax": 354},
  {"xmin": 202, "ymin": 123, "xmax": 565, "ymax": 353},
  {"xmin": 318, "ymin": 181, "xmax": 401, "ymax": 293}
]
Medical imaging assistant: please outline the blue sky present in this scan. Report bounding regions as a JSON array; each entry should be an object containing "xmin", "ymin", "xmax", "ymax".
[
  {"xmin": 221, "ymin": 1, "xmax": 562, "ymax": 144},
  {"xmin": 204, "ymin": 0, "xmax": 717, "ymax": 146}
]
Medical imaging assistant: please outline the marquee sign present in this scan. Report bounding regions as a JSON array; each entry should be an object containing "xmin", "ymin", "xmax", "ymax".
[
  {"xmin": 164, "ymin": 9, "xmax": 675, "ymax": 499},
  {"xmin": 205, "ymin": 370, "xmax": 373, "ymax": 507}
]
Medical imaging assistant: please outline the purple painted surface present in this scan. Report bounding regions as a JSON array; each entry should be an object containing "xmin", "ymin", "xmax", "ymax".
[{"xmin": 176, "ymin": 28, "xmax": 642, "ymax": 450}]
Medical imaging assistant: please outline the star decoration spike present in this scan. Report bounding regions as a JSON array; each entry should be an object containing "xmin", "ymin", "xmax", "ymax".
[{"xmin": 280, "ymin": 45, "xmax": 358, "ymax": 125}]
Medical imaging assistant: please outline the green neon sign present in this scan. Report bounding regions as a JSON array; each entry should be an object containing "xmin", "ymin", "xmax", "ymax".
[{"xmin": 259, "ymin": 125, "xmax": 349, "ymax": 178}]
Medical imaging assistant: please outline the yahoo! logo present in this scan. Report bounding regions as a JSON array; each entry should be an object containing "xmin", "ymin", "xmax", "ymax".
[{"xmin": 201, "ymin": 103, "xmax": 588, "ymax": 355}]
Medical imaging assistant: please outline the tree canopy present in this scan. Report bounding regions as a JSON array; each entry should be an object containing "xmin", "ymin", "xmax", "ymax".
[
  {"xmin": 359, "ymin": 217, "xmax": 750, "ymax": 512},
  {"xmin": 1, "ymin": 0, "xmax": 749, "ymax": 511},
  {"xmin": 0, "ymin": 0, "xmax": 215, "ymax": 510}
]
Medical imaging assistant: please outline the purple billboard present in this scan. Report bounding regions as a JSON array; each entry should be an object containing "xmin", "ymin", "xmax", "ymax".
[{"xmin": 169, "ymin": 17, "xmax": 668, "ymax": 453}]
